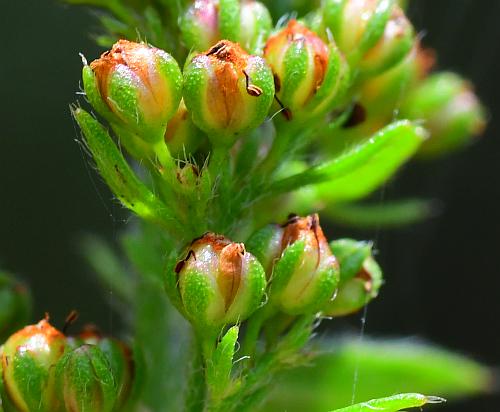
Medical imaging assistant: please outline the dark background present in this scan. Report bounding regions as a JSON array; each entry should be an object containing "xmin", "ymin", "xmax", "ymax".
[{"xmin": 1, "ymin": 1, "xmax": 499, "ymax": 411}]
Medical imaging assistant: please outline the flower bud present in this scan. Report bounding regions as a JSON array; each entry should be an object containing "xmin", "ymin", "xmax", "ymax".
[
  {"xmin": 83, "ymin": 39, "xmax": 183, "ymax": 142},
  {"xmin": 175, "ymin": 233, "xmax": 266, "ymax": 330},
  {"xmin": 180, "ymin": 0, "xmax": 271, "ymax": 54},
  {"xmin": 1, "ymin": 319, "xmax": 67, "ymax": 411},
  {"xmin": 78, "ymin": 328, "xmax": 134, "ymax": 409},
  {"xmin": 164, "ymin": 100, "xmax": 204, "ymax": 158},
  {"xmin": 263, "ymin": 20, "xmax": 349, "ymax": 120},
  {"xmin": 0, "ymin": 272, "xmax": 31, "ymax": 343},
  {"xmin": 240, "ymin": 1, "xmax": 273, "ymax": 54},
  {"xmin": 247, "ymin": 214, "xmax": 339, "ymax": 315},
  {"xmin": 357, "ymin": 6, "xmax": 414, "ymax": 77},
  {"xmin": 359, "ymin": 43, "xmax": 435, "ymax": 120},
  {"xmin": 55, "ymin": 344, "xmax": 118, "ymax": 412},
  {"xmin": 400, "ymin": 72, "xmax": 486, "ymax": 157},
  {"xmin": 324, "ymin": 239, "xmax": 383, "ymax": 316},
  {"xmin": 183, "ymin": 40, "xmax": 275, "ymax": 147},
  {"xmin": 322, "ymin": 0, "xmax": 407, "ymax": 70}
]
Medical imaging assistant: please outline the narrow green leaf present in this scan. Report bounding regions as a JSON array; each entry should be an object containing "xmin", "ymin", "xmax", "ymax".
[
  {"xmin": 207, "ymin": 326, "xmax": 240, "ymax": 400},
  {"xmin": 269, "ymin": 121, "xmax": 427, "ymax": 199},
  {"xmin": 325, "ymin": 198, "xmax": 436, "ymax": 228},
  {"xmin": 331, "ymin": 393, "xmax": 444, "ymax": 412},
  {"xmin": 73, "ymin": 108, "xmax": 182, "ymax": 233},
  {"xmin": 261, "ymin": 338, "xmax": 493, "ymax": 412}
]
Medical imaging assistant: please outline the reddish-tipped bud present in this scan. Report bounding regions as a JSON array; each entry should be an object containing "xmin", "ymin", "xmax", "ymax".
[
  {"xmin": 183, "ymin": 40, "xmax": 275, "ymax": 147},
  {"xmin": 174, "ymin": 233, "xmax": 266, "ymax": 331},
  {"xmin": 1, "ymin": 319, "xmax": 67, "ymax": 412},
  {"xmin": 83, "ymin": 40, "xmax": 182, "ymax": 142},
  {"xmin": 264, "ymin": 20, "xmax": 349, "ymax": 120},
  {"xmin": 181, "ymin": 0, "xmax": 222, "ymax": 52},
  {"xmin": 247, "ymin": 214, "xmax": 339, "ymax": 315}
]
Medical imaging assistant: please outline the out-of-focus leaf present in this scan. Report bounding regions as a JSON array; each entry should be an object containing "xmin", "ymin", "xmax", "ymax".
[
  {"xmin": 261, "ymin": 337, "xmax": 494, "ymax": 412},
  {"xmin": 269, "ymin": 121, "xmax": 427, "ymax": 201},
  {"xmin": 331, "ymin": 393, "xmax": 445, "ymax": 412},
  {"xmin": 324, "ymin": 198, "xmax": 437, "ymax": 228}
]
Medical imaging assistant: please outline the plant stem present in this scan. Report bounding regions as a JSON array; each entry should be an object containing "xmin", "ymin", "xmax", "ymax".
[{"xmin": 184, "ymin": 335, "xmax": 207, "ymax": 412}]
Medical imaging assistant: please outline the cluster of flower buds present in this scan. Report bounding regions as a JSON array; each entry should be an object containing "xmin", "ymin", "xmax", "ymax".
[
  {"xmin": 247, "ymin": 214, "xmax": 340, "ymax": 315},
  {"xmin": 264, "ymin": 20, "xmax": 349, "ymax": 121},
  {"xmin": 173, "ymin": 233, "xmax": 267, "ymax": 333},
  {"xmin": 400, "ymin": 72, "xmax": 486, "ymax": 157},
  {"xmin": 180, "ymin": 0, "xmax": 272, "ymax": 54},
  {"xmin": 0, "ymin": 319, "xmax": 133, "ymax": 412},
  {"xmin": 0, "ymin": 272, "xmax": 31, "ymax": 343},
  {"xmin": 320, "ymin": 0, "xmax": 414, "ymax": 77},
  {"xmin": 323, "ymin": 239, "xmax": 382, "ymax": 316}
]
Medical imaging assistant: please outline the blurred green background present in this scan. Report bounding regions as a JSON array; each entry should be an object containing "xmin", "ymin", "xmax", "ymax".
[{"xmin": 1, "ymin": 1, "xmax": 499, "ymax": 410}]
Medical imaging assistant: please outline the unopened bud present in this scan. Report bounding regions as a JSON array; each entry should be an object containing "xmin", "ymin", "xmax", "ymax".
[
  {"xmin": 263, "ymin": 20, "xmax": 349, "ymax": 120},
  {"xmin": 401, "ymin": 72, "xmax": 486, "ymax": 157},
  {"xmin": 324, "ymin": 239, "xmax": 382, "ymax": 316},
  {"xmin": 322, "ymin": 0, "xmax": 406, "ymax": 70},
  {"xmin": 183, "ymin": 40, "xmax": 275, "ymax": 147},
  {"xmin": 83, "ymin": 39, "xmax": 183, "ymax": 142},
  {"xmin": 240, "ymin": 1, "xmax": 273, "ymax": 54},
  {"xmin": 175, "ymin": 233, "xmax": 266, "ymax": 330},
  {"xmin": 358, "ymin": 6, "xmax": 414, "ymax": 76},
  {"xmin": 248, "ymin": 214, "xmax": 339, "ymax": 315},
  {"xmin": 1, "ymin": 319, "xmax": 67, "ymax": 411},
  {"xmin": 164, "ymin": 100, "xmax": 204, "ymax": 158},
  {"xmin": 181, "ymin": 0, "xmax": 222, "ymax": 52},
  {"xmin": 55, "ymin": 344, "xmax": 118, "ymax": 412},
  {"xmin": 77, "ymin": 327, "xmax": 134, "ymax": 409},
  {"xmin": 0, "ymin": 272, "xmax": 31, "ymax": 343}
]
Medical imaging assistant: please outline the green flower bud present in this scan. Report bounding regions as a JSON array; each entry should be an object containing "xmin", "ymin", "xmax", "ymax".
[
  {"xmin": 322, "ymin": 0, "xmax": 410, "ymax": 72},
  {"xmin": 248, "ymin": 214, "xmax": 340, "ymax": 315},
  {"xmin": 183, "ymin": 40, "xmax": 275, "ymax": 147},
  {"xmin": 174, "ymin": 233, "xmax": 266, "ymax": 331},
  {"xmin": 359, "ymin": 43, "xmax": 435, "ymax": 119},
  {"xmin": 324, "ymin": 239, "xmax": 383, "ymax": 317},
  {"xmin": 357, "ymin": 6, "xmax": 414, "ymax": 77},
  {"xmin": 78, "ymin": 328, "xmax": 134, "ymax": 409},
  {"xmin": 240, "ymin": 1, "xmax": 273, "ymax": 54},
  {"xmin": 164, "ymin": 100, "xmax": 204, "ymax": 158},
  {"xmin": 181, "ymin": 0, "xmax": 241, "ymax": 52},
  {"xmin": 400, "ymin": 72, "xmax": 486, "ymax": 157},
  {"xmin": 83, "ymin": 39, "xmax": 183, "ymax": 143},
  {"xmin": 1, "ymin": 319, "xmax": 67, "ymax": 412},
  {"xmin": 55, "ymin": 344, "xmax": 118, "ymax": 412},
  {"xmin": 0, "ymin": 273, "xmax": 31, "ymax": 343},
  {"xmin": 263, "ymin": 20, "xmax": 349, "ymax": 120}
]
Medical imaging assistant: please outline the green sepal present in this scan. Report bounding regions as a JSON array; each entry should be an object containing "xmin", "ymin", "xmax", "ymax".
[
  {"xmin": 280, "ymin": 37, "xmax": 310, "ymax": 113},
  {"xmin": 351, "ymin": 0, "xmax": 396, "ymax": 65},
  {"xmin": 73, "ymin": 108, "xmax": 182, "ymax": 233},
  {"xmin": 245, "ymin": 224, "xmax": 282, "ymax": 275},
  {"xmin": 219, "ymin": 0, "xmax": 241, "ymax": 42},
  {"xmin": 82, "ymin": 65, "xmax": 116, "ymax": 122},
  {"xmin": 55, "ymin": 345, "xmax": 118, "ymax": 412},
  {"xmin": 329, "ymin": 239, "xmax": 372, "ymax": 282},
  {"xmin": 206, "ymin": 326, "xmax": 240, "ymax": 400}
]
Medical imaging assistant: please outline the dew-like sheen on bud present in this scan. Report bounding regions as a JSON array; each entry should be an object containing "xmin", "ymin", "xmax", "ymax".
[
  {"xmin": 264, "ymin": 20, "xmax": 349, "ymax": 120},
  {"xmin": 183, "ymin": 40, "xmax": 275, "ymax": 147},
  {"xmin": 324, "ymin": 238, "xmax": 383, "ymax": 316},
  {"xmin": 175, "ymin": 233, "xmax": 266, "ymax": 330},
  {"xmin": 84, "ymin": 39, "xmax": 183, "ymax": 143},
  {"xmin": 247, "ymin": 214, "xmax": 340, "ymax": 315},
  {"xmin": 400, "ymin": 72, "xmax": 486, "ymax": 157},
  {"xmin": 1, "ymin": 319, "xmax": 67, "ymax": 412}
]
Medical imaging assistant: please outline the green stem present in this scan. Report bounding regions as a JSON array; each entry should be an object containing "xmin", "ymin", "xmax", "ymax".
[
  {"xmin": 241, "ymin": 305, "xmax": 275, "ymax": 362},
  {"xmin": 185, "ymin": 336, "xmax": 207, "ymax": 412}
]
